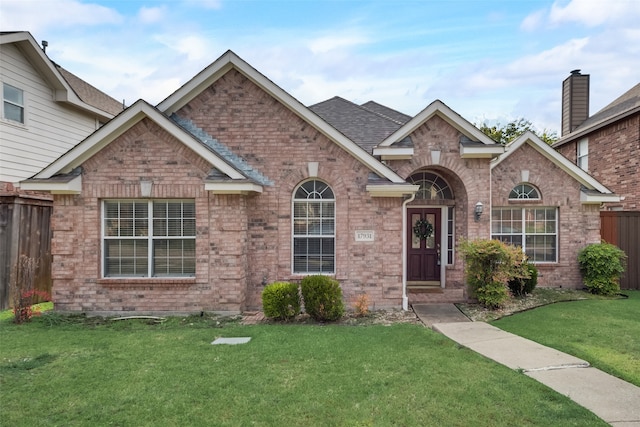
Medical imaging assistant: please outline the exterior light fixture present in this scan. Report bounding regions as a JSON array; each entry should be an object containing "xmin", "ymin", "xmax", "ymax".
[{"xmin": 474, "ymin": 202, "xmax": 483, "ymax": 221}]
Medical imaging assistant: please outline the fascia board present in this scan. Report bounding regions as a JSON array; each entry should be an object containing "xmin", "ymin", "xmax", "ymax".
[
  {"xmin": 6, "ymin": 33, "xmax": 114, "ymax": 121},
  {"xmin": 493, "ymin": 131, "xmax": 613, "ymax": 194},
  {"xmin": 459, "ymin": 144, "xmax": 504, "ymax": 158},
  {"xmin": 204, "ymin": 182, "xmax": 264, "ymax": 194},
  {"xmin": 34, "ymin": 101, "xmax": 246, "ymax": 181},
  {"xmin": 372, "ymin": 146, "xmax": 414, "ymax": 160},
  {"xmin": 580, "ymin": 190, "xmax": 620, "ymax": 204},
  {"xmin": 19, "ymin": 175, "xmax": 82, "ymax": 194},
  {"xmin": 554, "ymin": 107, "xmax": 640, "ymax": 148},
  {"xmin": 379, "ymin": 100, "xmax": 496, "ymax": 148},
  {"xmin": 365, "ymin": 184, "xmax": 420, "ymax": 198},
  {"xmin": 157, "ymin": 51, "xmax": 406, "ymax": 184}
]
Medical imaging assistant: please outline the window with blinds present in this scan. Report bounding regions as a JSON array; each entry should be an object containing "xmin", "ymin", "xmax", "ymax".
[{"xmin": 103, "ymin": 200, "xmax": 196, "ymax": 277}]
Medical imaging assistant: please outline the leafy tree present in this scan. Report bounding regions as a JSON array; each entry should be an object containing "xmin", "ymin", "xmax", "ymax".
[{"xmin": 477, "ymin": 118, "xmax": 558, "ymax": 145}]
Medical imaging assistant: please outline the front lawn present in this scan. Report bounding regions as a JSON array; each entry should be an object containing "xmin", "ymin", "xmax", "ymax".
[
  {"xmin": 0, "ymin": 314, "xmax": 606, "ymax": 426},
  {"xmin": 493, "ymin": 290, "xmax": 640, "ymax": 387}
]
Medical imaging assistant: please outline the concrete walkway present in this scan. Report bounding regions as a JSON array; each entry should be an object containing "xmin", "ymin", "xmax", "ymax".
[{"xmin": 413, "ymin": 304, "xmax": 640, "ymax": 427}]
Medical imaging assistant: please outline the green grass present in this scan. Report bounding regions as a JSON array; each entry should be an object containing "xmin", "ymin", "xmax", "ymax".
[
  {"xmin": 493, "ymin": 290, "xmax": 640, "ymax": 387},
  {"xmin": 0, "ymin": 314, "xmax": 606, "ymax": 426},
  {"xmin": 0, "ymin": 301, "xmax": 53, "ymax": 321}
]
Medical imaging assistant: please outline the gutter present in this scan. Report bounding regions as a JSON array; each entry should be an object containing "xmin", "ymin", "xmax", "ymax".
[{"xmin": 402, "ymin": 192, "xmax": 417, "ymax": 311}]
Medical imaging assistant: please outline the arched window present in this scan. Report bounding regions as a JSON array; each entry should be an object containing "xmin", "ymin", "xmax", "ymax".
[
  {"xmin": 408, "ymin": 171, "xmax": 453, "ymax": 200},
  {"xmin": 509, "ymin": 183, "xmax": 540, "ymax": 200},
  {"xmin": 292, "ymin": 180, "xmax": 335, "ymax": 274}
]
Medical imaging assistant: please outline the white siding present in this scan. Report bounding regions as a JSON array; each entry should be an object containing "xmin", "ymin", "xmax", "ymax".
[{"xmin": 0, "ymin": 43, "xmax": 99, "ymax": 183}]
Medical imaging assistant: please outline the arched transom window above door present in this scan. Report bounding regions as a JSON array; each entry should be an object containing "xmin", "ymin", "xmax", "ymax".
[{"xmin": 408, "ymin": 172, "xmax": 453, "ymax": 200}]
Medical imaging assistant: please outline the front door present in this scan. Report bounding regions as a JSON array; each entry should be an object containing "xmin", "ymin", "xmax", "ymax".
[{"xmin": 407, "ymin": 208, "xmax": 441, "ymax": 283}]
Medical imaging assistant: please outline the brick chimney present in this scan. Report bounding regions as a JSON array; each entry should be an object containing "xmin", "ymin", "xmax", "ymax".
[{"xmin": 561, "ymin": 70, "xmax": 590, "ymax": 136}]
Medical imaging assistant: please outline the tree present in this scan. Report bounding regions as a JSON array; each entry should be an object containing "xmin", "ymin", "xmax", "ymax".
[{"xmin": 477, "ymin": 118, "xmax": 558, "ymax": 145}]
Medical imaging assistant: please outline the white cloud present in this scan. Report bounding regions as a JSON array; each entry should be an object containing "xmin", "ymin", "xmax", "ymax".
[
  {"xmin": 520, "ymin": 9, "xmax": 545, "ymax": 31},
  {"xmin": 549, "ymin": 0, "xmax": 640, "ymax": 27},
  {"xmin": 0, "ymin": 0, "xmax": 122, "ymax": 32},
  {"xmin": 183, "ymin": 0, "xmax": 222, "ymax": 10},
  {"xmin": 308, "ymin": 34, "xmax": 369, "ymax": 54},
  {"xmin": 138, "ymin": 6, "xmax": 166, "ymax": 24}
]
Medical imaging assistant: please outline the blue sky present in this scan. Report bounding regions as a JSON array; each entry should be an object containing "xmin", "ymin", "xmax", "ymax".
[{"xmin": 2, "ymin": 0, "xmax": 639, "ymax": 134}]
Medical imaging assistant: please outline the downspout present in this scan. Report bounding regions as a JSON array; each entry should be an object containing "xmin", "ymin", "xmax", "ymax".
[{"xmin": 402, "ymin": 192, "xmax": 416, "ymax": 311}]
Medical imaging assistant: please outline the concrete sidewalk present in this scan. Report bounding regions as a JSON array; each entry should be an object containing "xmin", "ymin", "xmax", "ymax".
[{"xmin": 432, "ymin": 321, "xmax": 640, "ymax": 427}]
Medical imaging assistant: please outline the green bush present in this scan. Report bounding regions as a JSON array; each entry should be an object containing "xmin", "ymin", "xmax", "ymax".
[
  {"xmin": 578, "ymin": 242, "xmax": 627, "ymax": 296},
  {"xmin": 460, "ymin": 239, "xmax": 525, "ymax": 309},
  {"xmin": 508, "ymin": 261, "xmax": 538, "ymax": 297},
  {"xmin": 261, "ymin": 281, "xmax": 301, "ymax": 321},
  {"xmin": 300, "ymin": 275, "xmax": 345, "ymax": 321}
]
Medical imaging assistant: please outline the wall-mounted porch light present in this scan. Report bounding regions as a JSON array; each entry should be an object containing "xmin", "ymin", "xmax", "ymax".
[{"xmin": 474, "ymin": 201, "xmax": 483, "ymax": 221}]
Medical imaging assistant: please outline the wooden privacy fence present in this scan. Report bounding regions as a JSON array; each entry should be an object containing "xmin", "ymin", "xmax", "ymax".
[
  {"xmin": 600, "ymin": 211, "xmax": 640, "ymax": 290},
  {"xmin": 0, "ymin": 194, "xmax": 53, "ymax": 310}
]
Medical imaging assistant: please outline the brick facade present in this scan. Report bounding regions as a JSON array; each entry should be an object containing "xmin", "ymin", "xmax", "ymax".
[
  {"xmin": 47, "ymin": 65, "xmax": 605, "ymax": 315},
  {"xmin": 556, "ymin": 114, "xmax": 640, "ymax": 210},
  {"xmin": 492, "ymin": 143, "xmax": 601, "ymax": 287}
]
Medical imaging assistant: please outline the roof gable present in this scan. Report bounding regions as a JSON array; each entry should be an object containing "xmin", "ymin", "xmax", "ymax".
[
  {"xmin": 493, "ymin": 131, "xmax": 618, "ymax": 202},
  {"xmin": 0, "ymin": 31, "xmax": 121, "ymax": 120},
  {"xmin": 378, "ymin": 100, "xmax": 497, "ymax": 147},
  {"xmin": 157, "ymin": 50, "xmax": 407, "ymax": 184},
  {"xmin": 374, "ymin": 100, "xmax": 503, "ymax": 159},
  {"xmin": 28, "ymin": 100, "xmax": 253, "ymax": 184}
]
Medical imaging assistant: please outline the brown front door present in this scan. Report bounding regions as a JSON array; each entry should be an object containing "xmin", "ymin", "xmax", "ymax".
[{"xmin": 407, "ymin": 208, "xmax": 441, "ymax": 282}]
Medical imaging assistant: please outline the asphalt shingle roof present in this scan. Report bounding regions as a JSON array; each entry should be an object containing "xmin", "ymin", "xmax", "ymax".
[
  {"xmin": 171, "ymin": 114, "xmax": 273, "ymax": 186},
  {"xmin": 309, "ymin": 96, "xmax": 409, "ymax": 153},
  {"xmin": 56, "ymin": 65, "xmax": 124, "ymax": 117},
  {"xmin": 577, "ymin": 82, "xmax": 640, "ymax": 131},
  {"xmin": 556, "ymin": 82, "xmax": 640, "ymax": 146}
]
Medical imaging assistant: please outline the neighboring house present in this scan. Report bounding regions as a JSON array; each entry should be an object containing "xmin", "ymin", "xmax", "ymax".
[
  {"xmin": 21, "ymin": 51, "xmax": 618, "ymax": 315},
  {"xmin": 0, "ymin": 31, "xmax": 123, "ymax": 309},
  {"xmin": 554, "ymin": 71, "xmax": 640, "ymax": 210},
  {"xmin": 553, "ymin": 71, "xmax": 640, "ymax": 290},
  {"xmin": 1, "ymin": 31, "xmax": 123, "ymax": 184}
]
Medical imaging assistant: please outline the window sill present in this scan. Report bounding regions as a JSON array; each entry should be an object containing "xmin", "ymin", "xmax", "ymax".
[{"xmin": 98, "ymin": 278, "xmax": 196, "ymax": 288}]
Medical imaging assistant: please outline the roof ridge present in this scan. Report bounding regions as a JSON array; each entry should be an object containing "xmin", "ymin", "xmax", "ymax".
[{"xmin": 359, "ymin": 102, "xmax": 408, "ymax": 125}]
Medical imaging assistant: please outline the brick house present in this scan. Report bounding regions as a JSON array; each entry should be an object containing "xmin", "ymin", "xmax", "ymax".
[
  {"xmin": 21, "ymin": 51, "xmax": 618, "ymax": 315},
  {"xmin": 553, "ymin": 71, "xmax": 639, "ymax": 289},
  {"xmin": 554, "ymin": 71, "xmax": 639, "ymax": 210}
]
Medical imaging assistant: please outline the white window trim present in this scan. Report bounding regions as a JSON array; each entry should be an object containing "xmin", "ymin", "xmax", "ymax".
[
  {"xmin": 291, "ymin": 180, "xmax": 336, "ymax": 275},
  {"xmin": 2, "ymin": 82, "xmax": 26, "ymax": 125},
  {"xmin": 577, "ymin": 138, "xmax": 589, "ymax": 171},
  {"xmin": 101, "ymin": 199, "xmax": 196, "ymax": 278},
  {"xmin": 491, "ymin": 207, "xmax": 558, "ymax": 263},
  {"xmin": 509, "ymin": 183, "xmax": 541, "ymax": 200}
]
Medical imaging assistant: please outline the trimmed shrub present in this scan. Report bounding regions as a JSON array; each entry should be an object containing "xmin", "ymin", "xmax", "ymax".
[
  {"xmin": 508, "ymin": 261, "xmax": 538, "ymax": 297},
  {"xmin": 261, "ymin": 281, "xmax": 301, "ymax": 321},
  {"xmin": 300, "ymin": 275, "xmax": 345, "ymax": 321},
  {"xmin": 578, "ymin": 242, "xmax": 627, "ymax": 296},
  {"xmin": 460, "ymin": 239, "xmax": 525, "ymax": 309}
]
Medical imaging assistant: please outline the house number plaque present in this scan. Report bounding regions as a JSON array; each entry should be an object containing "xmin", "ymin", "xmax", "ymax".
[{"xmin": 355, "ymin": 230, "xmax": 375, "ymax": 242}]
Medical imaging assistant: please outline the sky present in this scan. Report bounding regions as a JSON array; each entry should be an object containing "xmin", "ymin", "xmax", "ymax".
[{"xmin": 2, "ymin": 0, "xmax": 639, "ymax": 134}]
